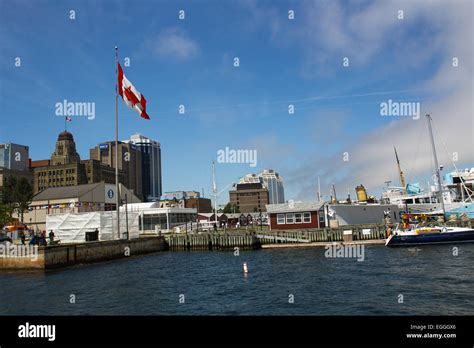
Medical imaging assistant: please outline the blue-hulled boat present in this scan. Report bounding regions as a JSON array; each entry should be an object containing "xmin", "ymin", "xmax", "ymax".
[{"xmin": 385, "ymin": 225, "xmax": 474, "ymax": 247}]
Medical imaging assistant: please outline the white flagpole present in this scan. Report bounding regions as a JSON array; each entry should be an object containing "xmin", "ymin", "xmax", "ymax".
[{"xmin": 115, "ymin": 46, "xmax": 121, "ymax": 239}]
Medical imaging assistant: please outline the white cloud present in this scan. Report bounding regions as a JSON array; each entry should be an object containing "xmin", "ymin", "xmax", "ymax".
[
  {"xmin": 263, "ymin": 0, "xmax": 473, "ymax": 200},
  {"xmin": 150, "ymin": 27, "xmax": 199, "ymax": 60}
]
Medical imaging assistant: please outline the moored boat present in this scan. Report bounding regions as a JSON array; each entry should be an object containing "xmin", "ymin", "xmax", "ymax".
[
  {"xmin": 385, "ymin": 225, "xmax": 474, "ymax": 247},
  {"xmin": 385, "ymin": 113, "xmax": 474, "ymax": 247}
]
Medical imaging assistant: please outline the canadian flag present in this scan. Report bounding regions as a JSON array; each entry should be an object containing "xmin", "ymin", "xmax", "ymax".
[{"xmin": 117, "ymin": 63, "xmax": 150, "ymax": 120}]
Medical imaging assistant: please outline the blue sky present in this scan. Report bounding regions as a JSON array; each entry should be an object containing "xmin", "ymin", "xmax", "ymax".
[{"xmin": 0, "ymin": 0, "xmax": 472, "ymax": 204}]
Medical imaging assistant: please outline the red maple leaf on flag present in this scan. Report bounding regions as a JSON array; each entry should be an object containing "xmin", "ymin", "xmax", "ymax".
[{"xmin": 117, "ymin": 63, "xmax": 151, "ymax": 120}]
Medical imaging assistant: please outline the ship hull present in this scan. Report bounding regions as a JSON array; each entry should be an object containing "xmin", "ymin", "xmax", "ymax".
[{"xmin": 386, "ymin": 229, "xmax": 474, "ymax": 247}]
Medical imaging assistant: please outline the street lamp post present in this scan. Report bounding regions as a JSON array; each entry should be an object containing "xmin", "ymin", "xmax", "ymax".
[{"xmin": 121, "ymin": 194, "xmax": 129, "ymax": 240}]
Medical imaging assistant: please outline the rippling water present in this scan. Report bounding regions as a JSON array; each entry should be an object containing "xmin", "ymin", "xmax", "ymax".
[{"xmin": 1, "ymin": 244, "xmax": 473, "ymax": 315}]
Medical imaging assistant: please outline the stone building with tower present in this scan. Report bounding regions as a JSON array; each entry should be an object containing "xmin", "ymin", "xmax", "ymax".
[{"xmin": 33, "ymin": 131, "xmax": 126, "ymax": 194}]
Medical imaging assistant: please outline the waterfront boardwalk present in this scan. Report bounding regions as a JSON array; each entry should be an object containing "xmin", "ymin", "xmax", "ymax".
[
  {"xmin": 166, "ymin": 233, "xmax": 260, "ymax": 251},
  {"xmin": 164, "ymin": 223, "xmax": 388, "ymax": 251},
  {"xmin": 3, "ymin": 219, "xmax": 471, "ymax": 269},
  {"xmin": 164, "ymin": 219, "xmax": 473, "ymax": 250},
  {"xmin": 262, "ymin": 239, "xmax": 386, "ymax": 249}
]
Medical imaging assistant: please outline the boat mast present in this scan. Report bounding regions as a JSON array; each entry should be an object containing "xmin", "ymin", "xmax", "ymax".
[
  {"xmin": 394, "ymin": 146, "xmax": 406, "ymax": 194},
  {"xmin": 426, "ymin": 113, "xmax": 446, "ymax": 217},
  {"xmin": 317, "ymin": 176, "xmax": 321, "ymax": 202},
  {"xmin": 212, "ymin": 160, "xmax": 218, "ymax": 227}
]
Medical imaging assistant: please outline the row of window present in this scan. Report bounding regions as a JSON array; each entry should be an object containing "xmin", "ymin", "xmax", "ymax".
[
  {"xmin": 38, "ymin": 168, "xmax": 76, "ymax": 176},
  {"xmin": 37, "ymin": 182, "xmax": 76, "ymax": 191},
  {"xmin": 236, "ymin": 192, "xmax": 263, "ymax": 197},
  {"xmin": 38, "ymin": 176, "xmax": 76, "ymax": 184},
  {"xmin": 277, "ymin": 212, "xmax": 311, "ymax": 224}
]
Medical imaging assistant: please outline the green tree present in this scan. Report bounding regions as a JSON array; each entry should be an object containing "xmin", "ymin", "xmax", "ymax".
[
  {"xmin": 1, "ymin": 176, "xmax": 16, "ymax": 217},
  {"xmin": 223, "ymin": 203, "xmax": 240, "ymax": 214},
  {"xmin": 0, "ymin": 203, "xmax": 12, "ymax": 227},
  {"xmin": 15, "ymin": 177, "xmax": 34, "ymax": 223},
  {"xmin": 1, "ymin": 176, "xmax": 33, "ymax": 223}
]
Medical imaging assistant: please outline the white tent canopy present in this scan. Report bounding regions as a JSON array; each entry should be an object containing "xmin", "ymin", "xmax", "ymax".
[{"xmin": 46, "ymin": 211, "xmax": 140, "ymax": 243}]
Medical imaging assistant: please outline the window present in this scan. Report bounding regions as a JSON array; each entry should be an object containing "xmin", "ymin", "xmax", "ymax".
[
  {"xmin": 277, "ymin": 214, "xmax": 285, "ymax": 224},
  {"xmin": 295, "ymin": 213, "xmax": 302, "ymax": 223},
  {"xmin": 303, "ymin": 212, "xmax": 311, "ymax": 223},
  {"xmin": 286, "ymin": 213, "xmax": 294, "ymax": 224}
]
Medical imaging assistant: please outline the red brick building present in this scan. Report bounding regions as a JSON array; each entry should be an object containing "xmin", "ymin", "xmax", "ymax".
[{"xmin": 266, "ymin": 202, "xmax": 325, "ymax": 230}]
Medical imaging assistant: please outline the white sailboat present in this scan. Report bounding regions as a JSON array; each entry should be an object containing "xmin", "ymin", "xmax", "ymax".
[{"xmin": 385, "ymin": 113, "xmax": 474, "ymax": 247}]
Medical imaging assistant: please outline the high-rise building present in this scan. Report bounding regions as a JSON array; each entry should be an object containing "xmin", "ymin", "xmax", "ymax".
[
  {"xmin": 90, "ymin": 141, "xmax": 143, "ymax": 200},
  {"xmin": 259, "ymin": 169, "xmax": 285, "ymax": 204},
  {"xmin": 0, "ymin": 143, "xmax": 30, "ymax": 171},
  {"xmin": 125, "ymin": 134, "xmax": 162, "ymax": 202},
  {"xmin": 0, "ymin": 143, "xmax": 33, "ymax": 191},
  {"xmin": 238, "ymin": 169, "xmax": 285, "ymax": 205}
]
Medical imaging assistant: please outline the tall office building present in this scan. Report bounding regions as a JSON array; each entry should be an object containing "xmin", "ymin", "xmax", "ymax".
[
  {"xmin": 238, "ymin": 169, "xmax": 285, "ymax": 205},
  {"xmin": 0, "ymin": 143, "xmax": 33, "ymax": 191},
  {"xmin": 90, "ymin": 141, "xmax": 143, "ymax": 200},
  {"xmin": 0, "ymin": 143, "xmax": 30, "ymax": 171},
  {"xmin": 125, "ymin": 134, "xmax": 162, "ymax": 202},
  {"xmin": 259, "ymin": 169, "xmax": 285, "ymax": 204}
]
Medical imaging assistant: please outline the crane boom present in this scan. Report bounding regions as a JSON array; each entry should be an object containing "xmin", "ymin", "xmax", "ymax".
[{"xmin": 394, "ymin": 146, "xmax": 407, "ymax": 194}]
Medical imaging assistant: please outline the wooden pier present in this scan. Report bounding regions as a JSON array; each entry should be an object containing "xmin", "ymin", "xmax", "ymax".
[
  {"xmin": 257, "ymin": 223, "xmax": 388, "ymax": 244},
  {"xmin": 164, "ymin": 219, "xmax": 474, "ymax": 251},
  {"xmin": 165, "ymin": 233, "xmax": 261, "ymax": 251}
]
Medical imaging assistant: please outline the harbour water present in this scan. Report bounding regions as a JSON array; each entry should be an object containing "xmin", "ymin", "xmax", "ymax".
[{"xmin": 1, "ymin": 245, "xmax": 473, "ymax": 315}]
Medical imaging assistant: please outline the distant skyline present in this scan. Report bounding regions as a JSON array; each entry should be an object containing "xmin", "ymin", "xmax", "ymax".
[{"xmin": 1, "ymin": 0, "xmax": 472, "ymax": 204}]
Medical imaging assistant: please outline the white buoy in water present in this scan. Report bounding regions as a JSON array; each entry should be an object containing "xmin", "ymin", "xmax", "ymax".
[{"xmin": 243, "ymin": 262, "xmax": 249, "ymax": 273}]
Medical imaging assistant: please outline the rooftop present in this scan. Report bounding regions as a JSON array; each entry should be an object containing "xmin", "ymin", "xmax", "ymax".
[
  {"xmin": 58, "ymin": 131, "xmax": 74, "ymax": 141},
  {"xmin": 33, "ymin": 182, "xmax": 101, "ymax": 201},
  {"xmin": 266, "ymin": 201, "xmax": 324, "ymax": 214}
]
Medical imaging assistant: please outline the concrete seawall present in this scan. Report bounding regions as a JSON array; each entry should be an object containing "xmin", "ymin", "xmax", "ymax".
[{"xmin": 0, "ymin": 236, "xmax": 166, "ymax": 270}]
